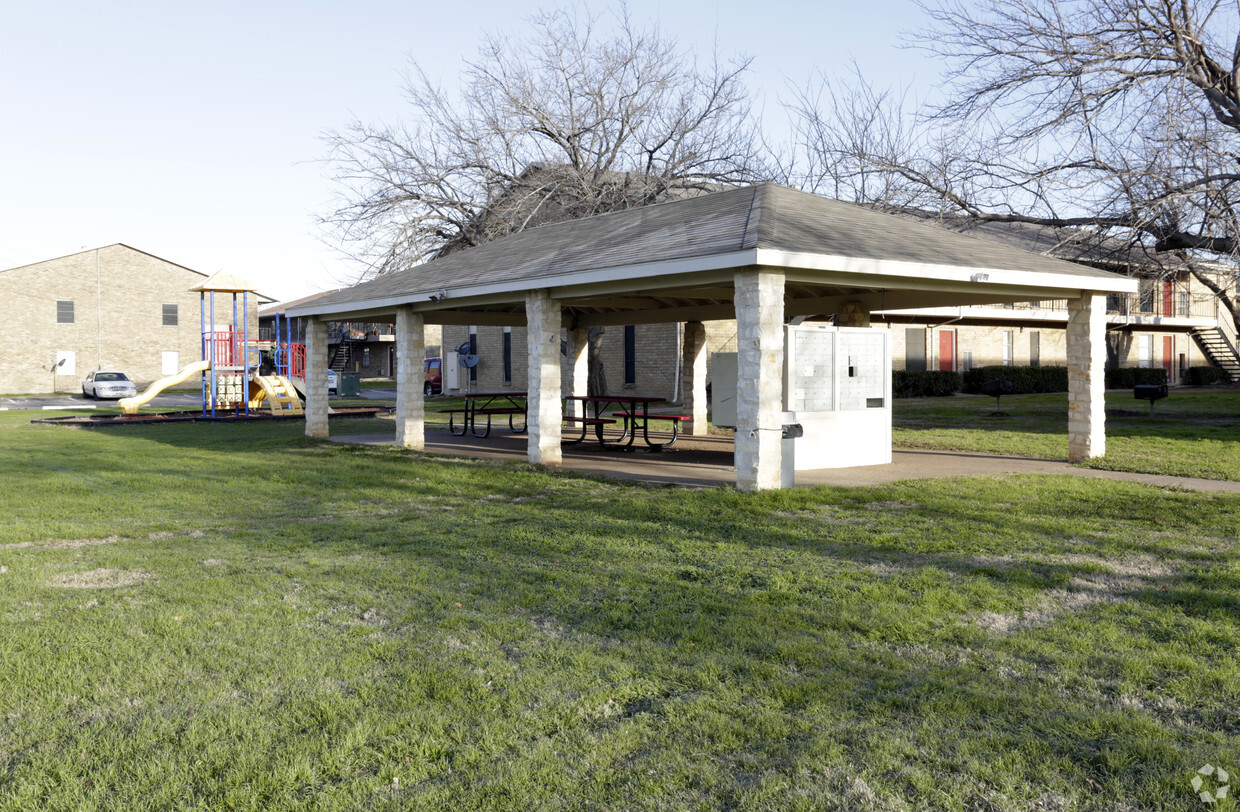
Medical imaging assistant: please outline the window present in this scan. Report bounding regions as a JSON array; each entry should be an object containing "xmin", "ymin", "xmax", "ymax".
[
  {"xmin": 56, "ymin": 300, "xmax": 74, "ymax": 324},
  {"xmin": 502, "ymin": 327, "xmax": 512, "ymax": 384},
  {"xmin": 962, "ymin": 351, "xmax": 974, "ymax": 372},
  {"xmin": 623, "ymin": 325, "xmax": 636, "ymax": 386},
  {"xmin": 1138, "ymin": 282, "xmax": 1155, "ymax": 313},
  {"xmin": 1138, "ymin": 334, "xmax": 1153, "ymax": 368},
  {"xmin": 162, "ymin": 304, "xmax": 178, "ymax": 326},
  {"xmin": 1003, "ymin": 330, "xmax": 1014, "ymax": 366},
  {"xmin": 468, "ymin": 328, "xmax": 477, "ymax": 382},
  {"xmin": 362, "ymin": 348, "xmax": 370, "ymax": 367},
  {"xmin": 1178, "ymin": 290, "xmax": 1190, "ymax": 317},
  {"xmin": 904, "ymin": 328, "xmax": 926, "ymax": 371}
]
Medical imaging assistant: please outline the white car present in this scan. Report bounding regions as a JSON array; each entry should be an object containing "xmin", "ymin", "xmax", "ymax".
[
  {"xmin": 327, "ymin": 369, "xmax": 338, "ymax": 394},
  {"xmin": 82, "ymin": 370, "xmax": 138, "ymax": 399}
]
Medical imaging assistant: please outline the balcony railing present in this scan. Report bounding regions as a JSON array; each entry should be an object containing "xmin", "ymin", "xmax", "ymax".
[
  {"xmin": 329, "ymin": 322, "xmax": 395, "ymax": 341},
  {"xmin": 968, "ymin": 290, "xmax": 1214, "ymax": 319}
]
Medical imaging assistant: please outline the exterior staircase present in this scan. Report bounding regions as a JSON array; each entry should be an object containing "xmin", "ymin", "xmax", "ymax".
[
  {"xmin": 1192, "ymin": 327, "xmax": 1240, "ymax": 382},
  {"xmin": 329, "ymin": 343, "xmax": 351, "ymax": 372}
]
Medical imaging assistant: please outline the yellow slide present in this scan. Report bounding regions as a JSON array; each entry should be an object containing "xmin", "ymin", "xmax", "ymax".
[
  {"xmin": 119, "ymin": 360, "xmax": 211, "ymax": 415},
  {"xmin": 248, "ymin": 375, "xmax": 304, "ymax": 415}
]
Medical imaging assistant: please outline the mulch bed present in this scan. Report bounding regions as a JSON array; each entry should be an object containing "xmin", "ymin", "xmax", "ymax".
[{"xmin": 32, "ymin": 407, "xmax": 388, "ymax": 428}]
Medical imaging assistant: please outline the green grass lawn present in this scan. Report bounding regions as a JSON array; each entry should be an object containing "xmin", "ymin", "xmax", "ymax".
[
  {"xmin": 893, "ymin": 388, "xmax": 1240, "ymax": 481},
  {"xmin": 1, "ymin": 412, "xmax": 1238, "ymax": 810}
]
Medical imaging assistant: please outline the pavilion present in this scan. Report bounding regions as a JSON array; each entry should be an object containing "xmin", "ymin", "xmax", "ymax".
[{"xmin": 288, "ymin": 183, "xmax": 1137, "ymax": 490}]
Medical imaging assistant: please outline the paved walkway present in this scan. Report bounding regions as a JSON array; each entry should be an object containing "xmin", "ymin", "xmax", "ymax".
[{"xmin": 329, "ymin": 427, "xmax": 1240, "ymax": 494}]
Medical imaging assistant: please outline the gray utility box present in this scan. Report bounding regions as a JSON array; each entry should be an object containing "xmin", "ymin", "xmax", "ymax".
[
  {"xmin": 710, "ymin": 325, "xmax": 893, "ymax": 471},
  {"xmin": 337, "ymin": 371, "xmax": 361, "ymax": 397},
  {"xmin": 783, "ymin": 325, "xmax": 892, "ymax": 470}
]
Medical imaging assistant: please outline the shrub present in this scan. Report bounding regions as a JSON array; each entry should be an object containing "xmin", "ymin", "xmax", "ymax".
[
  {"xmin": 962, "ymin": 365, "xmax": 1068, "ymax": 394},
  {"xmin": 1104, "ymin": 367, "xmax": 1168, "ymax": 388},
  {"xmin": 893, "ymin": 370, "xmax": 962, "ymax": 398},
  {"xmin": 1186, "ymin": 366, "xmax": 1231, "ymax": 386}
]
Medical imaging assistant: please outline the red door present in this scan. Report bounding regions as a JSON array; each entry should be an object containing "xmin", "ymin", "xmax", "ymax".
[
  {"xmin": 1163, "ymin": 336, "xmax": 1173, "ymax": 380},
  {"xmin": 939, "ymin": 330, "xmax": 955, "ymax": 371},
  {"xmin": 1162, "ymin": 282, "xmax": 1173, "ymax": 316}
]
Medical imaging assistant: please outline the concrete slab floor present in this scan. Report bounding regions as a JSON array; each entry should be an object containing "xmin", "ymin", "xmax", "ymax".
[{"xmin": 328, "ymin": 426, "xmax": 1240, "ymax": 494}]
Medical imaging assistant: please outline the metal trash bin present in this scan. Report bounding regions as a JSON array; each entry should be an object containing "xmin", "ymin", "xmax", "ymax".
[
  {"xmin": 781, "ymin": 411, "xmax": 803, "ymax": 488},
  {"xmin": 338, "ymin": 371, "xmax": 361, "ymax": 397}
]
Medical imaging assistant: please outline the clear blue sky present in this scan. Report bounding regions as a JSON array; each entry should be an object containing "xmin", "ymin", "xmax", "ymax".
[{"xmin": 0, "ymin": 1, "xmax": 941, "ymax": 302}]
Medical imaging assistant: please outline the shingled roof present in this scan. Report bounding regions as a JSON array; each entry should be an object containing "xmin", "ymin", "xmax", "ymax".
[{"xmin": 292, "ymin": 183, "xmax": 1133, "ymax": 319}]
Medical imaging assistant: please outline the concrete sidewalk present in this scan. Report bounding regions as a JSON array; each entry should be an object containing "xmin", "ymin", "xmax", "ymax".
[{"xmin": 329, "ymin": 426, "xmax": 1240, "ymax": 494}]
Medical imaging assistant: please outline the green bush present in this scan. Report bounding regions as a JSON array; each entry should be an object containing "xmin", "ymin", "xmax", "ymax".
[
  {"xmin": 893, "ymin": 370, "xmax": 962, "ymax": 398},
  {"xmin": 1104, "ymin": 367, "xmax": 1168, "ymax": 388},
  {"xmin": 1186, "ymin": 365, "xmax": 1231, "ymax": 386},
  {"xmin": 962, "ymin": 365, "xmax": 1069, "ymax": 394}
]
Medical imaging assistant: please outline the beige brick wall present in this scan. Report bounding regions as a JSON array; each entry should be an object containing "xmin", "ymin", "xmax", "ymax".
[
  {"xmin": 434, "ymin": 322, "xmax": 681, "ymax": 399},
  {"xmin": 0, "ymin": 245, "xmax": 262, "ymax": 394},
  {"xmin": 390, "ymin": 311, "xmax": 1218, "ymax": 397}
]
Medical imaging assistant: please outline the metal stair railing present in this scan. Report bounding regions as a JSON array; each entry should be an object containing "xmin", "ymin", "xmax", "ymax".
[{"xmin": 1192, "ymin": 327, "xmax": 1240, "ymax": 381}]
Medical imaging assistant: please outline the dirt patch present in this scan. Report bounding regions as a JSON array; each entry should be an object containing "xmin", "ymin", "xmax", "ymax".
[
  {"xmin": 1, "ymin": 535, "xmax": 122, "ymax": 551},
  {"xmin": 148, "ymin": 530, "xmax": 206, "ymax": 541},
  {"xmin": 51, "ymin": 569, "xmax": 152, "ymax": 589},
  {"xmin": 974, "ymin": 552, "xmax": 1176, "ymax": 580},
  {"xmin": 863, "ymin": 501, "xmax": 917, "ymax": 511},
  {"xmin": 975, "ymin": 570, "xmax": 1169, "ymax": 634}
]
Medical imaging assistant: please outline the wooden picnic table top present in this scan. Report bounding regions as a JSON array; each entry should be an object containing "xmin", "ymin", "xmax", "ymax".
[
  {"xmin": 447, "ymin": 391, "xmax": 527, "ymax": 399},
  {"xmin": 566, "ymin": 394, "xmax": 663, "ymax": 404}
]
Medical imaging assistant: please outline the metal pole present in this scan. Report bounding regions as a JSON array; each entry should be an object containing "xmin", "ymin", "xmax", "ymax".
[
  {"xmin": 242, "ymin": 291, "xmax": 249, "ymax": 417},
  {"xmin": 210, "ymin": 291, "xmax": 217, "ymax": 419},
  {"xmin": 200, "ymin": 291, "xmax": 206, "ymax": 416}
]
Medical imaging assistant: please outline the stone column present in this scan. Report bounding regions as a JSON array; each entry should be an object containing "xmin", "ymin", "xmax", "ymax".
[
  {"xmin": 1067, "ymin": 293, "xmax": 1106, "ymax": 462},
  {"xmin": 394, "ymin": 306, "xmax": 425, "ymax": 449},
  {"xmin": 837, "ymin": 300, "xmax": 871, "ymax": 327},
  {"xmin": 526, "ymin": 290, "xmax": 563, "ymax": 466},
  {"xmin": 681, "ymin": 321, "xmax": 708, "ymax": 435},
  {"xmin": 567, "ymin": 325, "xmax": 589, "ymax": 418},
  {"xmin": 734, "ymin": 270, "xmax": 785, "ymax": 491},
  {"xmin": 305, "ymin": 316, "xmax": 329, "ymax": 439}
]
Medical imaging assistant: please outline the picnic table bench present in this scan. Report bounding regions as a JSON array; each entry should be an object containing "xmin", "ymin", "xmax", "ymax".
[
  {"xmin": 441, "ymin": 392, "xmax": 527, "ymax": 438},
  {"xmin": 566, "ymin": 395, "xmax": 682, "ymax": 451}
]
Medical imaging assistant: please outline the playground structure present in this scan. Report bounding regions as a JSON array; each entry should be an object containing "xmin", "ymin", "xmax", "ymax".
[{"xmin": 119, "ymin": 272, "xmax": 308, "ymax": 417}]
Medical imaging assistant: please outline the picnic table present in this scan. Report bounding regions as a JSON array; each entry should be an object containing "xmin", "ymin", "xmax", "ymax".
[
  {"xmin": 441, "ymin": 391, "xmax": 527, "ymax": 438},
  {"xmin": 564, "ymin": 395, "xmax": 688, "ymax": 452}
]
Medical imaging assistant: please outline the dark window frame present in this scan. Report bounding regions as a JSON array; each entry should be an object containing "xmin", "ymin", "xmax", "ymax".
[
  {"xmin": 623, "ymin": 325, "xmax": 636, "ymax": 387},
  {"xmin": 502, "ymin": 329, "xmax": 512, "ymax": 384},
  {"xmin": 56, "ymin": 300, "xmax": 74, "ymax": 324},
  {"xmin": 162, "ymin": 303, "xmax": 178, "ymax": 326}
]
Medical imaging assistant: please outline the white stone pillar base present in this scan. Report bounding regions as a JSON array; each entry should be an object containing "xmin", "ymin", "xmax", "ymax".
[
  {"xmin": 1067, "ymin": 294, "xmax": 1106, "ymax": 462},
  {"xmin": 681, "ymin": 321, "xmax": 708, "ymax": 435},
  {"xmin": 526, "ymin": 290, "xmax": 563, "ymax": 466},
  {"xmin": 568, "ymin": 326, "xmax": 589, "ymax": 418},
  {"xmin": 395, "ymin": 306, "xmax": 425, "ymax": 449},
  {"xmin": 734, "ymin": 270, "xmax": 785, "ymax": 490},
  {"xmin": 305, "ymin": 317, "xmax": 329, "ymax": 439}
]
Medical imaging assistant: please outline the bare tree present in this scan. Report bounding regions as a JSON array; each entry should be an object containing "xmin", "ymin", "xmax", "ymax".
[
  {"xmin": 786, "ymin": 0, "xmax": 1240, "ymax": 334},
  {"xmin": 322, "ymin": 5, "xmax": 768, "ymax": 280}
]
